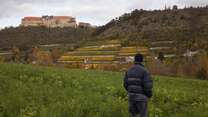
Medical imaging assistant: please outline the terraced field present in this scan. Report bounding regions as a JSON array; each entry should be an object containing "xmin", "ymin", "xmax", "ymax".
[
  {"xmin": 149, "ymin": 40, "xmax": 176, "ymax": 58},
  {"xmin": 59, "ymin": 40, "xmax": 150, "ymax": 65}
]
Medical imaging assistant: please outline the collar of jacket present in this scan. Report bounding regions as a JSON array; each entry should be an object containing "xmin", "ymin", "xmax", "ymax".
[{"xmin": 134, "ymin": 62, "xmax": 144, "ymax": 67}]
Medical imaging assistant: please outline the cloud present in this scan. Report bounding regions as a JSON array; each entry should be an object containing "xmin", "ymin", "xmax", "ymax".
[
  {"xmin": 177, "ymin": 0, "xmax": 208, "ymax": 6},
  {"xmin": 0, "ymin": 0, "xmax": 208, "ymax": 27}
]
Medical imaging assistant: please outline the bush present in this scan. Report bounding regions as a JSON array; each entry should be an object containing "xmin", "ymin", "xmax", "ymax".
[
  {"xmin": 147, "ymin": 54, "xmax": 208, "ymax": 80},
  {"xmin": 0, "ymin": 56, "xmax": 4, "ymax": 63},
  {"xmin": 196, "ymin": 68, "xmax": 207, "ymax": 80},
  {"xmin": 195, "ymin": 53, "xmax": 208, "ymax": 80},
  {"xmin": 147, "ymin": 59, "xmax": 173, "ymax": 76}
]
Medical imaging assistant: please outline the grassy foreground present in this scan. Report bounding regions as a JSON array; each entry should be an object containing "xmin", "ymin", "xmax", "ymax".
[{"xmin": 0, "ymin": 64, "xmax": 208, "ymax": 117}]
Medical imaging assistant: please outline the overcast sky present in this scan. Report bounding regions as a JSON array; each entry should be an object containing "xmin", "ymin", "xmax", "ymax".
[{"xmin": 0, "ymin": 0, "xmax": 207, "ymax": 28}]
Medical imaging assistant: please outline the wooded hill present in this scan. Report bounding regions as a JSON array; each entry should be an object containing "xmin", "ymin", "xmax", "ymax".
[
  {"xmin": 0, "ymin": 26, "xmax": 93, "ymax": 49},
  {"xmin": 95, "ymin": 6, "xmax": 208, "ymax": 52}
]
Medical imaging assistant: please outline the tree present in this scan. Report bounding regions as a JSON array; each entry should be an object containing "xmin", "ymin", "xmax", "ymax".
[
  {"xmin": 50, "ymin": 49, "xmax": 62, "ymax": 63},
  {"xmin": 27, "ymin": 47, "xmax": 39, "ymax": 64},
  {"xmin": 11, "ymin": 47, "xmax": 20, "ymax": 62},
  {"xmin": 158, "ymin": 52, "xmax": 165, "ymax": 62},
  {"xmin": 173, "ymin": 5, "xmax": 178, "ymax": 10}
]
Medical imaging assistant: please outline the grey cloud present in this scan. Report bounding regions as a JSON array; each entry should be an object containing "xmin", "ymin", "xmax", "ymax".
[
  {"xmin": 0, "ymin": 0, "xmax": 208, "ymax": 26},
  {"xmin": 177, "ymin": 0, "xmax": 208, "ymax": 6},
  {"xmin": 0, "ymin": 0, "xmax": 60, "ymax": 18},
  {"xmin": 129, "ymin": 0, "xmax": 208, "ymax": 10}
]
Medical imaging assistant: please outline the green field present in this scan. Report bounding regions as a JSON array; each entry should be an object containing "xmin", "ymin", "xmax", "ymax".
[{"xmin": 0, "ymin": 64, "xmax": 208, "ymax": 117}]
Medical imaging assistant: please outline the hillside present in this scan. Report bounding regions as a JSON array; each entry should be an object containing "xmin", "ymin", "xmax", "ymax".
[
  {"xmin": 0, "ymin": 26, "xmax": 93, "ymax": 49},
  {"xmin": 58, "ymin": 40, "xmax": 151, "ymax": 71},
  {"xmin": 0, "ymin": 63, "xmax": 208, "ymax": 117},
  {"xmin": 0, "ymin": 7, "xmax": 207, "ymax": 58},
  {"xmin": 95, "ymin": 6, "xmax": 208, "ymax": 53}
]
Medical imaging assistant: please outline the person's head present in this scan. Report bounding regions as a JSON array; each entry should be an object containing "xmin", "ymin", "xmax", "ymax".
[{"xmin": 134, "ymin": 53, "xmax": 144, "ymax": 63}]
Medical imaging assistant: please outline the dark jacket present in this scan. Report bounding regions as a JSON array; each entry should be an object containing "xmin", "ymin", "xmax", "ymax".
[{"xmin": 124, "ymin": 63, "xmax": 153, "ymax": 100}]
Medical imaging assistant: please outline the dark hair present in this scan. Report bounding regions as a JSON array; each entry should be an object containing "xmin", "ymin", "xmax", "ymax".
[{"xmin": 135, "ymin": 54, "xmax": 143, "ymax": 62}]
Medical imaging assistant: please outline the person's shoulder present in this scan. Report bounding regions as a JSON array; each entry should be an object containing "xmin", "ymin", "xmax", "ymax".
[
  {"xmin": 141, "ymin": 67, "xmax": 151, "ymax": 76},
  {"xmin": 126, "ymin": 65, "xmax": 134, "ymax": 73},
  {"xmin": 136, "ymin": 64, "xmax": 150, "ymax": 74},
  {"xmin": 127, "ymin": 64, "xmax": 138, "ymax": 70},
  {"xmin": 141, "ymin": 66, "xmax": 150, "ymax": 73},
  {"xmin": 128, "ymin": 64, "xmax": 143, "ymax": 72}
]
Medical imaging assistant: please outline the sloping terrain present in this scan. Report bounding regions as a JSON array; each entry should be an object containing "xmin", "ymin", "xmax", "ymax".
[
  {"xmin": 0, "ymin": 26, "xmax": 93, "ymax": 49},
  {"xmin": 0, "ymin": 64, "xmax": 208, "ymax": 117},
  {"xmin": 95, "ymin": 7, "xmax": 208, "ymax": 53},
  {"xmin": 0, "ymin": 7, "xmax": 207, "ymax": 60},
  {"xmin": 58, "ymin": 40, "xmax": 150, "ymax": 65}
]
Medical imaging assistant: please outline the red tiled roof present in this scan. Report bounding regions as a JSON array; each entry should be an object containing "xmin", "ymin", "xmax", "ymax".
[
  {"xmin": 53, "ymin": 16, "xmax": 73, "ymax": 19},
  {"xmin": 22, "ymin": 16, "xmax": 74, "ymax": 21},
  {"xmin": 23, "ymin": 17, "xmax": 42, "ymax": 21}
]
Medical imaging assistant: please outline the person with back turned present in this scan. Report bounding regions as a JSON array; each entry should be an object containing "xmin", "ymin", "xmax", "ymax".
[{"xmin": 124, "ymin": 54, "xmax": 153, "ymax": 117}]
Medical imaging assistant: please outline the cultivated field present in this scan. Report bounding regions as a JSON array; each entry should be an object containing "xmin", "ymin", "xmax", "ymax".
[{"xmin": 0, "ymin": 64, "xmax": 208, "ymax": 117}]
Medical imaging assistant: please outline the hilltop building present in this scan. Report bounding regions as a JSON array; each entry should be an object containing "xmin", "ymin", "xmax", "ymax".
[
  {"xmin": 21, "ymin": 16, "xmax": 93, "ymax": 28},
  {"xmin": 21, "ymin": 16, "xmax": 77, "ymax": 28}
]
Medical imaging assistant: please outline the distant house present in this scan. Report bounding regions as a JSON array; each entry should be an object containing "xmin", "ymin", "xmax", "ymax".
[{"xmin": 21, "ymin": 16, "xmax": 77, "ymax": 28}]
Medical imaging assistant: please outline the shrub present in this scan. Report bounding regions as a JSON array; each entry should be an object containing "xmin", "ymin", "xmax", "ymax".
[
  {"xmin": 36, "ymin": 51, "xmax": 53, "ymax": 66},
  {"xmin": 0, "ymin": 56, "xmax": 4, "ymax": 63},
  {"xmin": 147, "ymin": 57, "xmax": 177, "ymax": 76},
  {"xmin": 196, "ymin": 68, "xmax": 207, "ymax": 80},
  {"xmin": 195, "ymin": 53, "xmax": 208, "ymax": 80}
]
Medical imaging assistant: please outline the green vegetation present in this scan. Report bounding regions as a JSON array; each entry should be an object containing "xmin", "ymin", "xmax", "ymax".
[
  {"xmin": 0, "ymin": 64, "xmax": 208, "ymax": 117},
  {"xmin": 0, "ymin": 26, "xmax": 93, "ymax": 49},
  {"xmin": 95, "ymin": 6, "xmax": 208, "ymax": 52}
]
